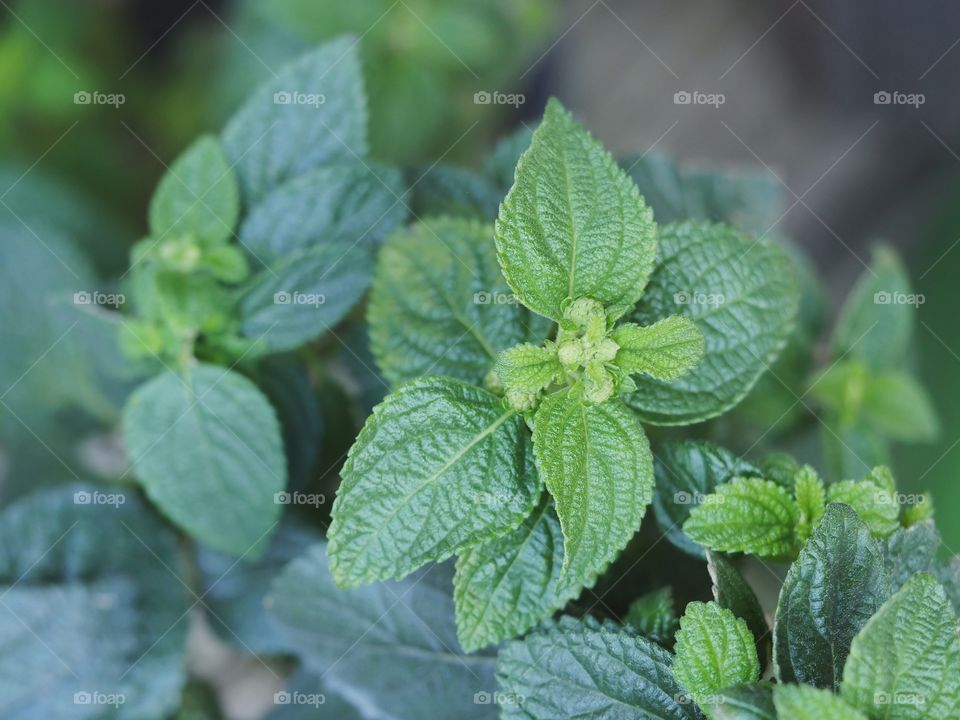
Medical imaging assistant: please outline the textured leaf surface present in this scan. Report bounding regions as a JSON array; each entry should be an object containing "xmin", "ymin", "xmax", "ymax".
[
  {"xmin": 626, "ymin": 221, "xmax": 797, "ymax": 425},
  {"xmin": 239, "ymin": 162, "xmax": 406, "ymax": 262},
  {"xmin": 149, "ymin": 135, "xmax": 239, "ymax": 245},
  {"xmin": 495, "ymin": 98, "xmax": 656, "ymax": 320},
  {"xmin": 496, "ymin": 343, "xmax": 562, "ymax": 394},
  {"xmin": 773, "ymin": 684, "xmax": 867, "ymax": 720},
  {"xmin": 328, "ymin": 377, "xmax": 539, "ymax": 587},
  {"xmin": 0, "ymin": 485, "xmax": 189, "ymax": 720},
  {"xmin": 884, "ymin": 521, "xmax": 941, "ymax": 593},
  {"xmin": 652, "ymin": 440, "xmax": 761, "ymax": 558},
  {"xmin": 533, "ymin": 391, "xmax": 653, "ymax": 587},
  {"xmin": 793, "ymin": 466, "xmax": 826, "ymax": 542},
  {"xmin": 123, "ymin": 364, "xmax": 285, "ymax": 557},
  {"xmin": 624, "ymin": 587, "xmax": 678, "ymax": 646},
  {"xmin": 707, "ymin": 552, "xmax": 770, "ymax": 666},
  {"xmin": 237, "ymin": 242, "xmax": 372, "ymax": 352},
  {"xmin": 826, "ymin": 480, "xmax": 899, "ymax": 538},
  {"xmin": 370, "ymin": 218, "xmax": 550, "ymax": 387},
  {"xmin": 496, "ymin": 617, "xmax": 697, "ymax": 720},
  {"xmin": 610, "ymin": 316, "xmax": 705, "ymax": 381},
  {"xmin": 683, "ymin": 478, "xmax": 799, "ymax": 560},
  {"xmin": 712, "ymin": 683, "xmax": 776, "ymax": 720},
  {"xmin": 774, "ymin": 504, "xmax": 890, "ymax": 689},
  {"xmin": 270, "ymin": 543, "xmax": 497, "ymax": 720},
  {"xmin": 840, "ymin": 573, "xmax": 960, "ymax": 720},
  {"xmin": 454, "ymin": 497, "xmax": 579, "ymax": 653},
  {"xmin": 222, "ymin": 37, "xmax": 367, "ymax": 201},
  {"xmin": 672, "ymin": 602, "xmax": 760, "ymax": 717}
]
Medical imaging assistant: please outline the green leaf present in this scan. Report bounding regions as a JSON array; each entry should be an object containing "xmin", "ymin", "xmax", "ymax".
[
  {"xmin": 652, "ymin": 440, "xmax": 762, "ymax": 558},
  {"xmin": 773, "ymin": 685, "xmax": 868, "ymax": 720},
  {"xmin": 532, "ymin": 391, "xmax": 654, "ymax": 587},
  {"xmin": 841, "ymin": 573, "xmax": 960, "ymax": 720},
  {"xmin": 794, "ymin": 465, "xmax": 826, "ymax": 542},
  {"xmin": 761, "ymin": 452, "xmax": 803, "ymax": 491},
  {"xmin": 826, "ymin": 480, "xmax": 899, "ymax": 538},
  {"xmin": 408, "ymin": 164, "xmax": 501, "ymax": 219},
  {"xmin": 123, "ymin": 364, "xmax": 285, "ymax": 557},
  {"xmin": 0, "ymin": 485, "xmax": 189, "ymax": 720},
  {"xmin": 149, "ymin": 135, "xmax": 239, "ymax": 246},
  {"xmin": 625, "ymin": 221, "xmax": 798, "ymax": 425},
  {"xmin": 238, "ymin": 163, "xmax": 406, "ymax": 262},
  {"xmin": 270, "ymin": 543, "xmax": 498, "ymax": 720},
  {"xmin": 833, "ymin": 246, "xmax": 915, "ymax": 370},
  {"xmin": 624, "ymin": 587, "xmax": 678, "ymax": 646},
  {"xmin": 369, "ymin": 218, "xmax": 550, "ymax": 387},
  {"xmin": 454, "ymin": 496, "xmax": 580, "ymax": 653},
  {"xmin": 495, "ymin": 98, "xmax": 656, "ymax": 320},
  {"xmin": 712, "ymin": 683, "xmax": 776, "ymax": 720},
  {"xmin": 328, "ymin": 377, "xmax": 539, "ymax": 587},
  {"xmin": 683, "ymin": 478, "xmax": 800, "ymax": 560},
  {"xmin": 485, "ymin": 124, "xmax": 534, "ymax": 194},
  {"xmin": 610, "ymin": 316, "xmax": 705, "ymax": 381},
  {"xmin": 496, "ymin": 616, "xmax": 697, "ymax": 720},
  {"xmin": 496, "ymin": 343, "xmax": 562, "ymax": 394},
  {"xmin": 222, "ymin": 37, "xmax": 367, "ymax": 201},
  {"xmin": 236, "ymin": 242, "xmax": 372, "ymax": 352},
  {"xmin": 861, "ymin": 370, "xmax": 939, "ymax": 442},
  {"xmin": 774, "ymin": 504, "xmax": 890, "ymax": 690},
  {"xmin": 672, "ymin": 602, "xmax": 760, "ymax": 717},
  {"xmin": 884, "ymin": 521, "xmax": 941, "ymax": 593},
  {"xmin": 707, "ymin": 551, "xmax": 770, "ymax": 667}
]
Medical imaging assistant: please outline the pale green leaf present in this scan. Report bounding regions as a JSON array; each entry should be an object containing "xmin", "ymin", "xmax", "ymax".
[
  {"xmin": 707, "ymin": 551, "xmax": 769, "ymax": 667},
  {"xmin": 123, "ymin": 364, "xmax": 285, "ymax": 557},
  {"xmin": 496, "ymin": 616, "xmax": 698, "ymax": 720},
  {"xmin": 495, "ymin": 98, "xmax": 656, "ymax": 320},
  {"xmin": 532, "ymin": 391, "xmax": 654, "ymax": 587},
  {"xmin": 773, "ymin": 684, "xmax": 867, "ymax": 720},
  {"xmin": 624, "ymin": 587, "xmax": 678, "ymax": 645},
  {"xmin": 652, "ymin": 440, "xmax": 762, "ymax": 558},
  {"xmin": 369, "ymin": 218, "xmax": 550, "ymax": 387},
  {"xmin": 625, "ymin": 221, "xmax": 798, "ymax": 425},
  {"xmin": 861, "ymin": 370, "xmax": 939, "ymax": 442},
  {"xmin": 610, "ymin": 316, "xmax": 705, "ymax": 381},
  {"xmin": 794, "ymin": 465, "xmax": 826, "ymax": 542},
  {"xmin": 683, "ymin": 478, "xmax": 799, "ymax": 560},
  {"xmin": 149, "ymin": 136, "xmax": 239, "ymax": 246},
  {"xmin": 774, "ymin": 504, "xmax": 890, "ymax": 690},
  {"xmin": 222, "ymin": 37, "xmax": 367, "ymax": 201},
  {"xmin": 327, "ymin": 377, "xmax": 539, "ymax": 587},
  {"xmin": 826, "ymin": 480, "xmax": 899, "ymax": 538},
  {"xmin": 495, "ymin": 343, "xmax": 562, "ymax": 394},
  {"xmin": 841, "ymin": 573, "xmax": 960, "ymax": 720},
  {"xmin": 454, "ymin": 496, "xmax": 580, "ymax": 653},
  {"xmin": 672, "ymin": 601, "xmax": 760, "ymax": 718}
]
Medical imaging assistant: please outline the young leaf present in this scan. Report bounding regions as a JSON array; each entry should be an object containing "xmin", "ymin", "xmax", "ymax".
[
  {"xmin": 610, "ymin": 316, "xmax": 705, "ymax": 381},
  {"xmin": 884, "ymin": 521, "xmax": 941, "ymax": 593},
  {"xmin": 625, "ymin": 221, "xmax": 798, "ymax": 425},
  {"xmin": 496, "ymin": 616, "xmax": 697, "ymax": 720},
  {"xmin": 369, "ymin": 218, "xmax": 550, "ymax": 387},
  {"xmin": 327, "ymin": 377, "xmax": 539, "ymax": 587},
  {"xmin": 532, "ymin": 390, "xmax": 654, "ymax": 588},
  {"xmin": 625, "ymin": 587, "xmax": 678, "ymax": 646},
  {"xmin": 683, "ymin": 477, "xmax": 800, "ymax": 560},
  {"xmin": 238, "ymin": 163, "xmax": 406, "ymax": 262},
  {"xmin": 773, "ymin": 685, "xmax": 867, "ymax": 720},
  {"xmin": 672, "ymin": 601, "xmax": 760, "ymax": 717},
  {"xmin": 774, "ymin": 504, "xmax": 890, "ymax": 690},
  {"xmin": 495, "ymin": 98, "xmax": 656, "ymax": 321},
  {"xmin": 712, "ymin": 683, "xmax": 776, "ymax": 720},
  {"xmin": 840, "ymin": 573, "xmax": 960, "ymax": 720},
  {"xmin": 496, "ymin": 343, "xmax": 562, "ymax": 395},
  {"xmin": 707, "ymin": 551, "xmax": 770, "ymax": 667},
  {"xmin": 832, "ymin": 246, "xmax": 914, "ymax": 370},
  {"xmin": 826, "ymin": 480, "xmax": 899, "ymax": 538},
  {"xmin": 149, "ymin": 135, "xmax": 240, "ymax": 246},
  {"xmin": 123, "ymin": 364, "xmax": 286, "ymax": 557},
  {"xmin": 793, "ymin": 465, "xmax": 826, "ymax": 542},
  {"xmin": 222, "ymin": 37, "xmax": 367, "ymax": 201},
  {"xmin": 454, "ymin": 497, "xmax": 580, "ymax": 653},
  {"xmin": 652, "ymin": 440, "xmax": 762, "ymax": 558},
  {"xmin": 0, "ymin": 485, "xmax": 189, "ymax": 719},
  {"xmin": 270, "ymin": 543, "xmax": 497, "ymax": 720},
  {"xmin": 861, "ymin": 370, "xmax": 939, "ymax": 442}
]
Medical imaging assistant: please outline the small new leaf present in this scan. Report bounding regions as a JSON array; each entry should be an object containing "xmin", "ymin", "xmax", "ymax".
[
  {"xmin": 610, "ymin": 316, "xmax": 705, "ymax": 381},
  {"xmin": 495, "ymin": 343, "xmax": 562, "ymax": 408},
  {"xmin": 826, "ymin": 480, "xmax": 899, "ymax": 538},
  {"xmin": 794, "ymin": 465, "xmax": 826, "ymax": 542},
  {"xmin": 672, "ymin": 601, "xmax": 760, "ymax": 718},
  {"xmin": 683, "ymin": 477, "xmax": 800, "ymax": 560},
  {"xmin": 624, "ymin": 587, "xmax": 678, "ymax": 645}
]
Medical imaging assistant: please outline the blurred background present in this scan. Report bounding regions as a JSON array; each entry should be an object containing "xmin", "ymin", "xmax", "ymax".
[{"xmin": 1, "ymin": 0, "xmax": 959, "ymax": 716}]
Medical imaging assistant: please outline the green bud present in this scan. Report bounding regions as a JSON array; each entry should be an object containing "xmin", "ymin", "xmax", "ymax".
[{"xmin": 557, "ymin": 340, "xmax": 583, "ymax": 367}]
